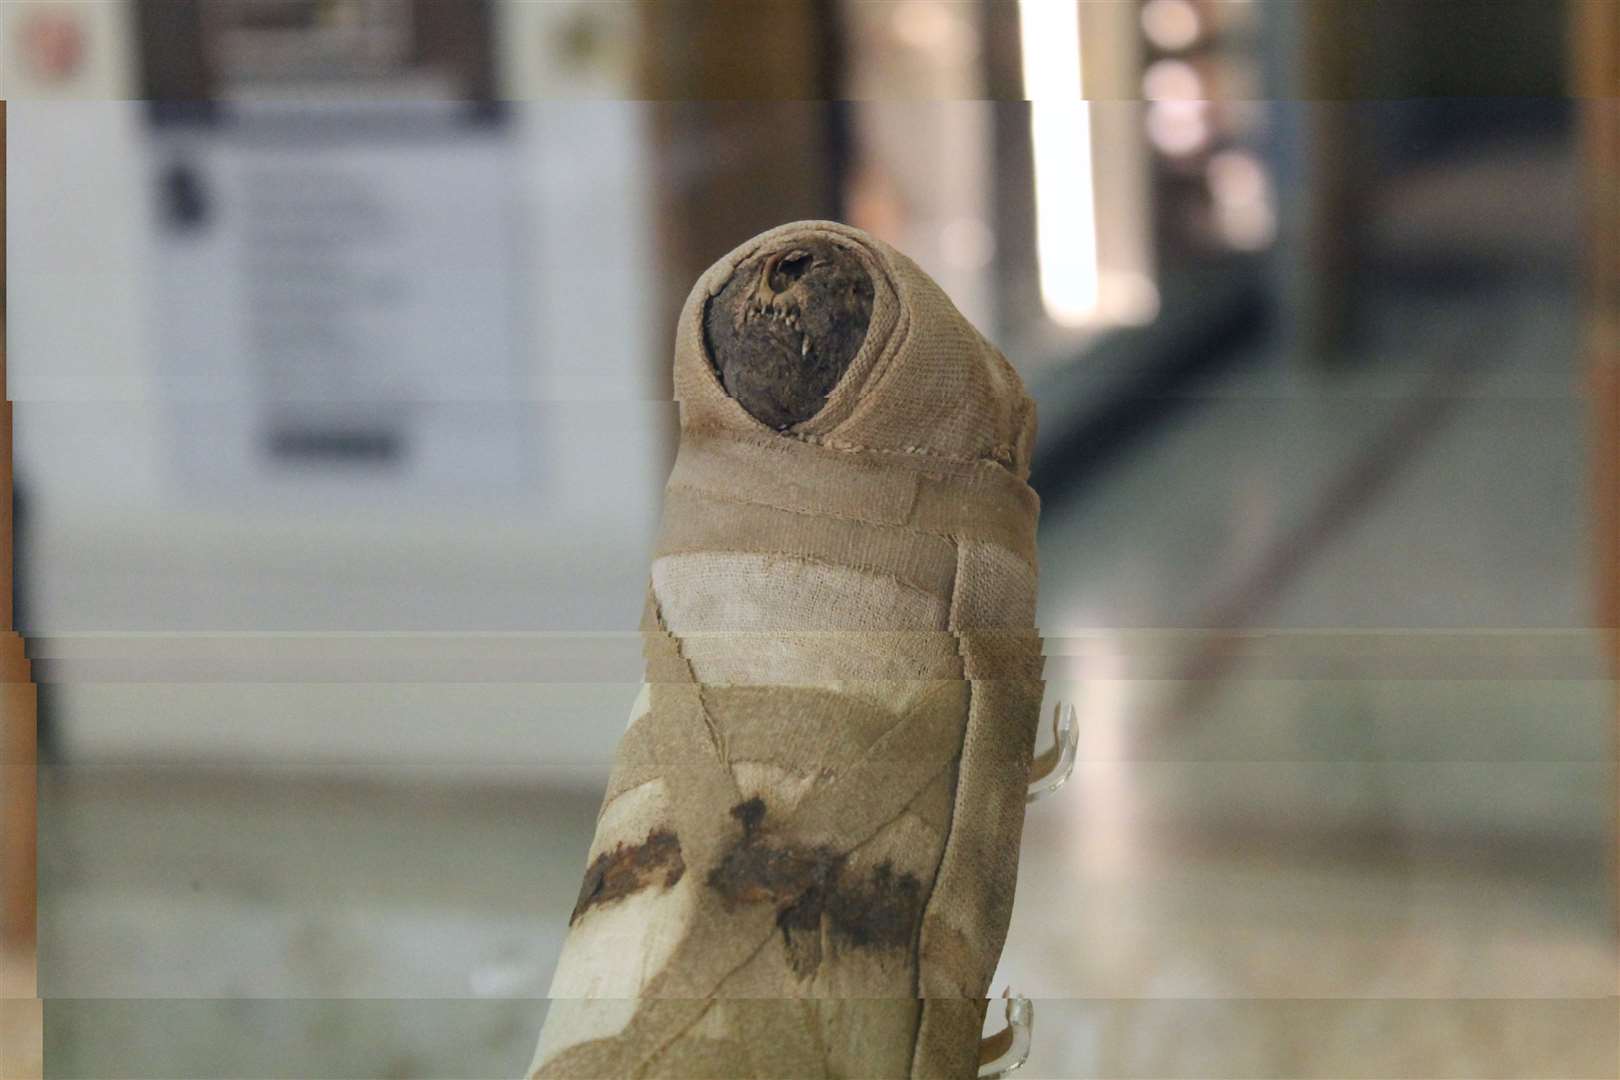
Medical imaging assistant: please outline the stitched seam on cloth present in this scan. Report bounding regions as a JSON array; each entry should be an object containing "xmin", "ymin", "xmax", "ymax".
[
  {"xmin": 657, "ymin": 550, "xmax": 946, "ymax": 616},
  {"xmin": 630, "ymin": 1000, "xmax": 717, "ymax": 1080},
  {"xmin": 698, "ymin": 926, "xmax": 781, "ymax": 1002},
  {"xmin": 687, "ymin": 429, "xmax": 1028, "ymax": 482},
  {"xmin": 725, "ymin": 698, "xmax": 916, "ymax": 785},
  {"xmin": 776, "ymin": 679, "xmax": 965, "ymax": 846},
  {"xmin": 650, "ymin": 591, "xmax": 730, "ymax": 768},
  {"xmin": 664, "ymin": 483, "xmax": 956, "ymax": 541},
  {"xmin": 837, "ymin": 805, "xmax": 947, "ymax": 862},
  {"xmin": 794, "ymin": 432, "xmax": 1023, "ymax": 474},
  {"xmin": 654, "ymin": 538, "xmax": 945, "ymax": 567},
  {"xmin": 695, "ymin": 686, "xmax": 731, "ymax": 770}
]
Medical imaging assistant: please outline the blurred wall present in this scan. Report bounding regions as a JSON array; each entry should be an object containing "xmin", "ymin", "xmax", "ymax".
[{"xmin": 8, "ymin": 11, "xmax": 674, "ymax": 777}]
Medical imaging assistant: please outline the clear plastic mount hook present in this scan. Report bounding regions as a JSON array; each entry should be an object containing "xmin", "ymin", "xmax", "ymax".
[
  {"xmin": 977, "ymin": 988, "xmax": 1034, "ymax": 1078},
  {"xmin": 1026, "ymin": 701, "xmax": 1078, "ymax": 804}
]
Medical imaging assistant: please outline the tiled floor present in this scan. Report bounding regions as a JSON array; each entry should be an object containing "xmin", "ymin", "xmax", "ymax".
[
  {"xmin": 36, "ymin": 279, "xmax": 1617, "ymax": 1077},
  {"xmin": 1006, "ymin": 277, "xmax": 1615, "ymax": 1076}
]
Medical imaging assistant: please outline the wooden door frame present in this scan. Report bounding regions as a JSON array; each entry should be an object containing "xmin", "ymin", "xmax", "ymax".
[
  {"xmin": 0, "ymin": 101, "xmax": 36, "ymax": 955},
  {"xmin": 1, "ymin": 96, "xmax": 45, "ymax": 1080},
  {"xmin": 1571, "ymin": 0, "xmax": 1619, "ymax": 929}
]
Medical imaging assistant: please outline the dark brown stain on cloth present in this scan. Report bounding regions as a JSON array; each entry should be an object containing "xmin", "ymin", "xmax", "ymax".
[
  {"xmin": 570, "ymin": 829, "xmax": 686, "ymax": 925},
  {"xmin": 707, "ymin": 799, "xmax": 924, "ymax": 978},
  {"xmin": 730, "ymin": 795, "xmax": 767, "ymax": 835}
]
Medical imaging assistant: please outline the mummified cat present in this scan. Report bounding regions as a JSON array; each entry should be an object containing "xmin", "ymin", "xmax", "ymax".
[{"xmin": 529, "ymin": 221, "xmax": 1042, "ymax": 1080}]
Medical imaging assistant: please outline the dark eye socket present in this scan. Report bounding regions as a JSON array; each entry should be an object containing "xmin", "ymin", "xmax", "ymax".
[{"xmin": 770, "ymin": 250, "xmax": 815, "ymax": 291}]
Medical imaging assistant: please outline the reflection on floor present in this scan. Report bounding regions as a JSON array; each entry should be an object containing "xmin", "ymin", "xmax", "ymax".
[
  {"xmin": 40, "ymin": 281, "xmax": 1617, "ymax": 1077},
  {"xmin": 41, "ymin": 771, "xmax": 592, "ymax": 1077}
]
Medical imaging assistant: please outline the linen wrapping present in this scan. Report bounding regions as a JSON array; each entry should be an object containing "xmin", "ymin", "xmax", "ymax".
[{"xmin": 530, "ymin": 221, "xmax": 1043, "ymax": 1079}]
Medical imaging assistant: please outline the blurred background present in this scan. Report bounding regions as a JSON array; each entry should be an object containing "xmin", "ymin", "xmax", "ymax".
[{"xmin": 1, "ymin": 0, "xmax": 1616, "ymax": 1076}]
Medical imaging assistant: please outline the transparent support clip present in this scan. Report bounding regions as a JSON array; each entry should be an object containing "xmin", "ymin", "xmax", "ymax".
[
  {"xmin": 977, "ymin": 988, "xmax": 1034, "ymax": 1078},
  {"xmin": 1026, "ymin": 701, "xmax": 1078, "ymax": 804}
]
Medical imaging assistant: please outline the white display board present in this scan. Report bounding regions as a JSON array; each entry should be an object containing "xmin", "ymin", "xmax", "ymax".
[
  {"xmin": 11, "ymin": 89, "xmax": 667, "ymax": 770},
  {"xmin": 148, "ymin": 109, "xmax": 533, "ymax": 503}
]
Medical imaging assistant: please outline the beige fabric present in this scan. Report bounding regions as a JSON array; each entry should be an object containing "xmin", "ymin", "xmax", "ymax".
[{"xmin": 531, "ymin": 221, "xmax": 1042, "ymax": 1079}]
